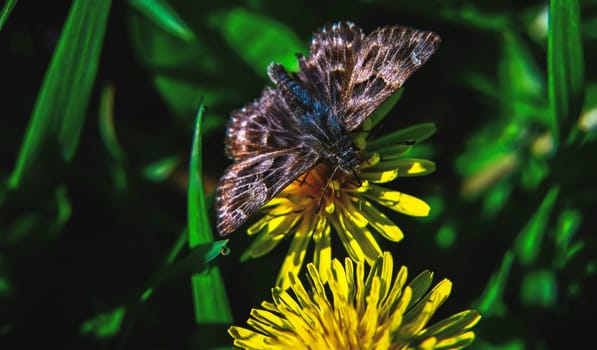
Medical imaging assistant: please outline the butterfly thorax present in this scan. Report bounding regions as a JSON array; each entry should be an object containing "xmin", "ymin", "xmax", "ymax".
[
  {"xmin": 269, "ymin": 63, "xmax": 361, "ymax": 174},
  {"xmin": 318, "ymin": 131, "xmax": 360, "ymax": 174}
]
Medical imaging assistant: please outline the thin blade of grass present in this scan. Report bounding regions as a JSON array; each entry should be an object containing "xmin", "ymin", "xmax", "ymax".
[
  {"xmin": 99, "ymin": 84, "xmax": 125, "ymax": 162},
  {"xmin": 0, "ymin": 0, "xmax": 17, "ymax": 31},
  {"xmin": 188, "ymin": 100, "xmax": 233, "ymax": 323},
  {"xmin": 127, "ymin": 0, "xmax": 195, "ymax": 42},
  {"xmin": 8, "ymin": 0, "xmax": 112, "ymax": 189},
  {"xmin": 548, "ymin": 0, "xmax": 585, "ymax": 146}
]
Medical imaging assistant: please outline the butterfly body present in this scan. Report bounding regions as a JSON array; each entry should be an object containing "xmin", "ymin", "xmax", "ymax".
[
  {"xmin": 269, "ymin": 63, "xmax": 361, "ymax": 175},
  {"xmin": 216, "ymin": 22, "xmax": 440, "ymax": 235}
]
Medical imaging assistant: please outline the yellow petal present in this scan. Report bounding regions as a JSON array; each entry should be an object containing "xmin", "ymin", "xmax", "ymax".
[
  {"xmin": 418, "ymin": 336, "xmax": 438, "ymax": 350},
  {"xmin": 275, "ymin": 216, "xmax": 316, "ymax": 289},
  {"xmin": 312, "ymin": 218, "xmax": 332, "ymax": 284},
  {"xmin": 360, "ymin": 199, "xmax": 404, "ymax": 242},
  {"xmin": 380, "ymin": 265, "xmax": 408, "ymax": 318},
  {"xmin": 241, "ymin": 214, "xmax": 302, "ymax": 261},
  {"xmin": 360, "ymin": 168, "xmax": 399, "ymax": 183},
  {"xmin": 367, "ymin": 158, "xmax": 435, "ymax": 177},
  {"xmin": 434, "ymin": 331, "xmax": 476, "ymax": 349},
  {"xmin": 365, "ymin": 185, "xmax": 431, "ymax": 217},
  {"xmin": 328, "ymin": 214, "xmax": 366, "ymax": 263}
]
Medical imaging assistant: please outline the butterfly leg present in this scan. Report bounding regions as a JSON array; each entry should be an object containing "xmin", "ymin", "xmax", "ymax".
[{"xmin": 315, "ymin": 164, "xmax": 341, "ymax": 212}]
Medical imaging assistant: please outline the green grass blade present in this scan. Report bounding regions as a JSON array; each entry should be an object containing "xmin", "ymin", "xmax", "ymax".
[
  {"xmin": 188, "ymin": 100, "xmax": 213, "ymax": 246},
  {"xmin": 474, "ymin": 250, "xmax": 514, "ymax": 316},
  {"xmin": 188, "ymin": 101, "xmax": 233, "ymax": 323},
  {"xmin": 0, "ymin": 0, "xmax": 18, "ymax": 31},
  {"xmin": 127, "ymin": 0, "xmax": 195, "ymax": 42},
  {"xmin": 149, "ymin": 240, "xmax": 229, "ymax": 290},
  {"xmin": 98, "ymin": 84, "xmax": 125, "ymax": 162},
  {"xmin": 548, "ymin": 0, "xmax": 585, "ymax": 146},
  {"xmin": 8, "ymin": 0, "xmax": 112, "ymax": 189},
  {"xmin": 515, "ymin": 185, "xmax": 560, "ymax": 265}
]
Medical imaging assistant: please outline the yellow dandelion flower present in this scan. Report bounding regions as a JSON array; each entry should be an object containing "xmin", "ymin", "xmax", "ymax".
[
  {"xmin": 229, "ymin": 251, "xmax": 481, "ymax": 350},
  {"xmin": 242, "ymin": 122, "xmax": 437, "ymax": 288}
]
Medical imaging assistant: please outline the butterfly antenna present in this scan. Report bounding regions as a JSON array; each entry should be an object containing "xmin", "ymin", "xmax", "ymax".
[{"xmin": 315, "ymin": 164, "xmax": 340, "ymax": 212}]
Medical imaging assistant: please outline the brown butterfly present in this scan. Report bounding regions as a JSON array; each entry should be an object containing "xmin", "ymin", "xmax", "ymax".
[{"xmin": 216, "ymin": 22, "xmax": 440, "ymax": 235}]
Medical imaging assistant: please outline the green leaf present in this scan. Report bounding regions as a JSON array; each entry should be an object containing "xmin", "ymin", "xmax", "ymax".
[
  {"xmin": 439, "ymin": 4, "xmax": 511, "ymax": 32},
  {"xmin": 210, "ymin": 7, "xmax": 307, "ymax": 77},
  {"xmin": 548, "ymin": 0, "xmax": 585, "ymax": 146},
  {"xmin": 8, "ymin": 0, "xmax": 112, "ymax": 189},
  {"xmin": 520, "ymin": 270, "xmax": 558, "ymax": 308},
  {"xmin": 127, "ymin": 0, "xmax": 195, "ymax": 41},
  {"xmin": 498, "ymin": 31, "xmax": 545, "ymax": 107},
  {"xmin": 435, "ymin": 223, "xmax": 456, "ymax": 249},
  {"xmin": 0, "ymin": 0, "xmax": 18, "ymax": 31},
  {"xmin": 188, "ymin": 101, "xmax": 233, "ymax": 324},
  {"xmin": 80, "ymin": 307, "xmax": 126, "ymax": 339},
  {"xmin": 514, "ymin": 185, "xmax": 560, "ymax": 265},
  {"xmin": 474, "ymin": 250, "xmax": 514, "ymax": 316},
  {"xmin": 553, "ymin": 208, "xmax": 583, "ymax": 268},
  {"xmin": 142, "ymin": 155, "xmax": 181, "ymax": 182},
  {"xmin": 481, "ymin": 182, "xmax": 513, "ymax": 217}
]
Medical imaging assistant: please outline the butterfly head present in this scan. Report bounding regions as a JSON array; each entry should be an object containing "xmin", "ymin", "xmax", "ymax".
[{"xmin": 334, "ymin": 138, "xmax": 361, "ymax": 174}]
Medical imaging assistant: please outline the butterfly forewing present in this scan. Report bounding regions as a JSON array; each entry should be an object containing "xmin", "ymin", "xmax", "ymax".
[
  {"xmin": 341, "ymin": 26, "xmax": 440, "ymax": 131},
  {"xmin": 296, "ymin": 22, "xmax": 364, "ymax": 107},
  {"xmin": 296, "ymin": 23, "xmax": 440, "ymax": 133},
  {"xmin": 226, "ymin": 87, "xmax": 301, "ymax": 159}
]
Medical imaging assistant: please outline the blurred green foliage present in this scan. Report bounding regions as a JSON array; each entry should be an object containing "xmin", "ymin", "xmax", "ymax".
[{"xmin": 1, "ymin": 0, "xmax": 596, "ymax": 349}]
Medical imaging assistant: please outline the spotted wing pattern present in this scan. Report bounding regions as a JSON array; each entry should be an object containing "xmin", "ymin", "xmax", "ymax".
[{"xmin": 296, "ymin": 22, "xmax": 440, "ymax": 131}]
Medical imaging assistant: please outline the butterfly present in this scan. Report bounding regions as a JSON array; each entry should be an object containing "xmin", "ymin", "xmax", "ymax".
[{"xmin": 216, "ymin": 21, "xmax": 440, "ymax": 236}]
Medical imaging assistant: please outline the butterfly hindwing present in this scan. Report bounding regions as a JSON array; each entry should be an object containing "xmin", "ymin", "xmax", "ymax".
[{"xmin": 216, "ymin": 149, "xmax": 319, "ymax": 235}]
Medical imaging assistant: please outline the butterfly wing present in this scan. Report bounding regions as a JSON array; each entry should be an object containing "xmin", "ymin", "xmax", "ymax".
[
  {"xmin": 341, "ymin": 26, "xmax": 440, "ymax": 131},
  {"xmin": 225, "ymin": 87, "xmax": 302, "ymax": 159},
  {"xmin": 217, "ymin": 86, "xmax": 318, "ymax": 235},
  {"xmin": 216, "ymin": 150, "xmax": 318, "ymax": 235},
  {"xmin": 295, "ymin": 22, "xmax": 364, "ymax": 111},
  {"xmin": 296, "ymin": 22, "xmax": 440, "ymax": 132}
]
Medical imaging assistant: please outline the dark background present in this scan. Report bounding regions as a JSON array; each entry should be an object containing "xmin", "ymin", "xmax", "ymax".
[{"xmin": 1, "ymin": 1, "xmax": 596, "ymax": 349}]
